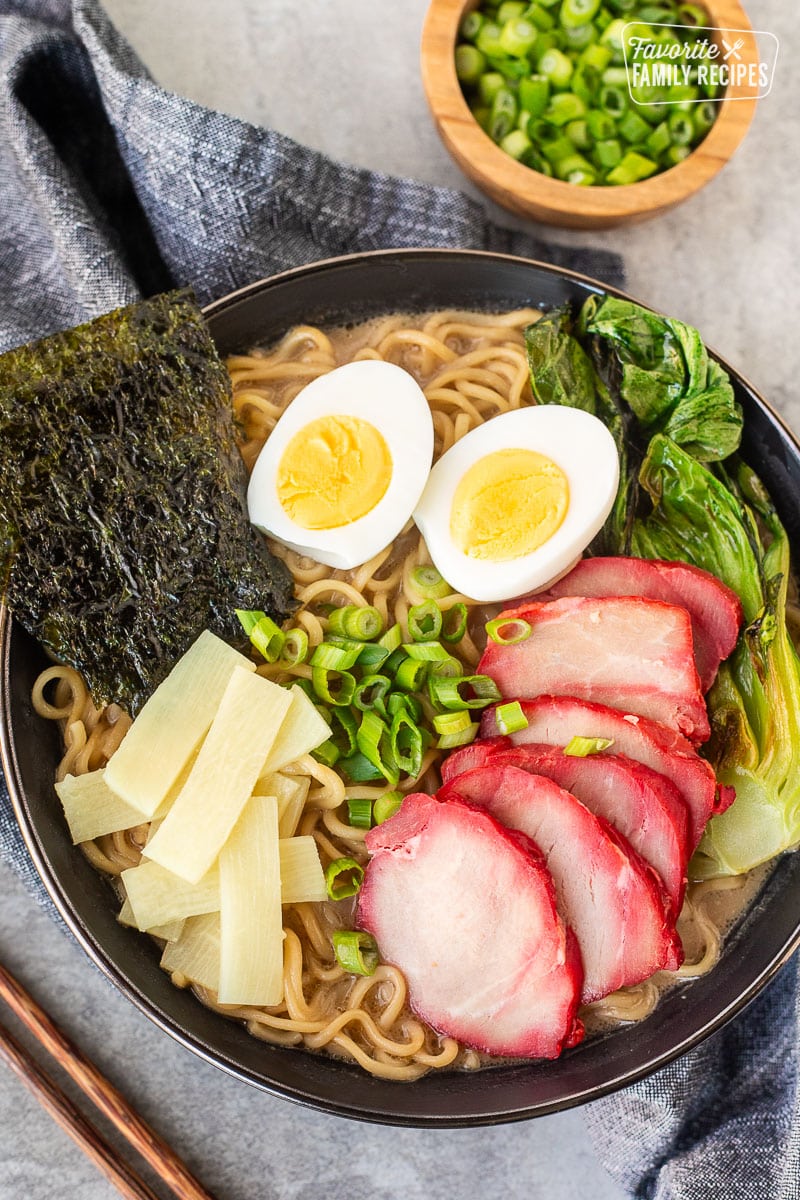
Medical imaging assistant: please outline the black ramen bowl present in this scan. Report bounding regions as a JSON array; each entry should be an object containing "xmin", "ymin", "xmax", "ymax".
[{"xmin": 4, "ymin": 249, "xmax": 800, "ymax": 1126}]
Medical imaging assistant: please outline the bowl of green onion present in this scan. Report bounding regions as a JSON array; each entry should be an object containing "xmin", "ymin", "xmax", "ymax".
[{"xmin": 421, "ymin": 0, "xmax": 758, "ymax": 227}]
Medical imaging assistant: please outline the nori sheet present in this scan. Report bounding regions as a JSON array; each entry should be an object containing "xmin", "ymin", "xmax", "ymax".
[{"xmin": 0, "ymin": 289, "xmax": 294, "ymax": 714}]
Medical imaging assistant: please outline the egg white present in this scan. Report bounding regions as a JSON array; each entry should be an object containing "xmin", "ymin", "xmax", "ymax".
[
  {"xmin": 247, "ymin": 360, "xmax": 434, "ymax": 570},
  {"xmin": 413, "ymin": 406, "xmax": 619, "ymax": 603}
]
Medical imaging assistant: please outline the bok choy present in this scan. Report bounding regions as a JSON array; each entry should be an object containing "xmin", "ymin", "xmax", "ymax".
[{"xmin": 526, "ymin": 295, "xmax": 800, "ymax": 876}]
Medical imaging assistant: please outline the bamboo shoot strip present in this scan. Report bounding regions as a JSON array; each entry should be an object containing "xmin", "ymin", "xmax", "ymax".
[
  {"xmin": 117, "ymin": 901, "xmax": 185, "ymax": 943},
  {"xmin": 260, "ymin": 684, "xmax": 331, "ymax": 773},
  {"xmin": 219, "ymin": 796, "xmax": 284, "ymax": 1006},
  {"xmin": 279, "ymin": 837, "xmax": 327, "ymax": 904},
  {"xmin": 120, "ymin": 861, "xmax": 220, "ymax": 931},
  {"xmin": 277, "ymin": 777, "xmax": 310, "ymax": 840},
  {"xmin": 56, "ymin": 770, "xmax": 150, "ymax": 844},
  {"xmin": 145, "ymin": 666, "xmax": 292, "ymax": 883},
  {"xmin": 104, "ymin": 631, "xmax": 254, "ymax": 818},
  {"xmin": 253, "ymin": 772, "xmax": 311, "ymax": 839},
  {"xmin": 160, "ymin": 913, "xmax": 221, "ymax": 992}
]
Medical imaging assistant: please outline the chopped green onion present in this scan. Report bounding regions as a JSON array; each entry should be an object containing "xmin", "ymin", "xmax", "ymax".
[
  {"xmin": 331, "ymin": 707, "xmax": 358, "ymax": 756},
  {"xmin": 332, "ymin": 930, "xmax": 379, "ymax": 976},
  {"xmin": 311, "ymin": 641, "xmax": 362, "ymax": 671},
  {"xmin": 519, "ymin": 74, "xmax": 550, "ymax": 115},
  {"xmin": 645, "ymin": 121, "xmax": 671, "ymax": 159},
  {"xmin": 486, "ymin": 616, "xmax": 532, "ymax": 644},
  {"xmin": 586, "ymin": 107, "xmax": 615, "ymax": 139},
  {"xmin": 560, "ymin": 0, "xmax": 601, "ymax": 25},
  {"xmin": 354, "ymin": 642, "xmax": 390, "ymax": 669},
  {"xmin": 390, "ymin": 711, "xmax": 423, "ymax": 777},
  {"xmin": 378, "ymin": 622, "xmax": 403, "ymax": 652},
  {"xmin": 495, "ymin": 700, "xmax": 529, "ymax": 735},
  {"xmin": 478, "ymin": 70, "xmax": 505, "ymax": 107},
  {"xmin": 476, "ymin": 19, "xmax": 504, "ymax": 59},
  {"xmin": 598, "ymin": 84, "xmax": 627, "ymax": 117},
  {"xmin": 455, "ymin": 43, "xmax": 487, "ymax": 85},
  {"xmin": 327, "ymin": 604, "xmax": 383, "ymax": 641},
  {"xmin": 373, "ymin": 791, "xmax": 403, "ymax": 825},
  {"xmin": 410, "ymin": 564, "xmax": 451, "ymax": 600},
  {"xmin": 501, "ymin": 129, "xmax": 533, "ymax": 161},
  {"xmin": 428, "ymin": 654, "xmax": 464, "ymax": 679},
  {"xmin": 340, "ymin": 752, "xmax": 385, "ymax": 783},
  {"xmin": 489, "ymin": 86, "xmax": 518, "ymax": 143},
  {"xmin": 407, "ymin": 600, "xmax": 443, "ymax": 642},
  {"xmin": 278, "ymin": 627, "xmax": 308, "ymax": 665},
  {"xmin": 460, "ymin": 9, "xmax": 485, "ymax": 41},
  {"xmin": 437, "ymin": 720, "xmax": 480, "ymax": 750},
  {"xmin": 387, "ymin": 691, "xmax": 422, "ymax": 723},
  {"xmin": 383, "ymin": 646, "xmax": 407, "ymax": 676},
  {"xmin": 528, "ymin": 5, "xmax": 557, "ymax": 32},
  {"xmin": 564, "ymin": 735, "xmax": 614, "ymax": 757},
  {"xmin": 617, "ymin": 109, "xmax": 650, "ymax": 145},
  {"xmin": 433, "ymin": 710, "xmax": 474, "ymax": 736},
  {"xmin": 441, "ymin": 603, "xmax": 468, "ymax": 644},
  {"xmin": 311, "ymin": 666, "xmax": 356, "ymax": 708},
  {"xmin": 498, "ymin": 0, "xmax": 527, "ymax": 21},
  {"xmin": 234, "ymin": 608, "xmax": 264, "ymax": 638},
  {"xmin": 394, "ymin": 656, "xmax": 428, "ymax": 692},
  {"xmin": 347, "ymin": 798, "xmax": 373, "ymax": 830},
  {"xmin": 667, "ymin": 111, "xmax": 694, "ymax": 146},
  {"xmin": 692, "ymin": 100, "xmax": 717, "ymax": 138},
  {"xmin": 662, "ymin": 144, "xmax": 691, "ymax": 167},
  {"xmin": 312, "ymin": 739, "xmax": 341, "ymax": 768},
  {"xmin": 538, "ymin": 47, "xmax": 573, "ymax": 88},
  {"xmin": 357, "ymin": 710, "xmax": 399, "ymax": 786},
  {"xmin": 594, "ymin": 137, "xmax": 622, "ymax": 169},
  {"xmin": 544, "ymin": 92, "xmax": 586, "ymax": 126},
  {"xmin": 606, "ymin": 149, "xmax": 658, "ymax": 184},
  {"xmin": 325, "ymin": 857, "xmax": 365, "ymax": 901},
  {"xmin": 499, "ymin": 16, "xmax": 539, "ymax": 57},
  {"xmin": 236, "ymin": 609, "xmax": 285, "ymax": 662},
  {"xmin": 353, "ymin": 673, "xmax": 392, "ymax": 715},
  {"xmin": 428, "ymin": 674, "xmax": 502, "ymax": 711},
  {"xmin": 402, "ymin": 640, "xmax": 450, "ymax": 662}
]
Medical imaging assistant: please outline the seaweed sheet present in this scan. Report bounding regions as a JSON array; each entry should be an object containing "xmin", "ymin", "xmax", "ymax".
[{"xmin": 0, "ymin": 290, "xmax": 294, "ymax": 714}]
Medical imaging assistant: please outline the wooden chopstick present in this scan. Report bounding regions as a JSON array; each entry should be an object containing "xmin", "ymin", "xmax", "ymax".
[
  {"xmin": 0, "ymin": 1018, "xmax": 161, "ymax": 1200},
  {"xmin": 0, "ymin": 962, "xmax": 219, "ymax": 1200}
]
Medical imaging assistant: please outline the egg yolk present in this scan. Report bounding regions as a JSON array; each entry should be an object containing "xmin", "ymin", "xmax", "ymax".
[
  {"xmin": 450, "ymin": 448, "xmax": 569, "ymax": 561},
  {"xmin": 276, "ymin": 415, "xmax": 392, "ymax": 530}
]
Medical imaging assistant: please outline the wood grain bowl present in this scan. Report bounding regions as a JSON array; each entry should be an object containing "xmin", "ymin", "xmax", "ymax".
[{"xmin": 420, "ymin": 0, "xmax": 759, "ymax": 228}]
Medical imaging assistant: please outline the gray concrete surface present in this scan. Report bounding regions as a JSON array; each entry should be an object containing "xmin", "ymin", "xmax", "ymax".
[{"xmin": 0, "ymin": 1, "xmax": 796, "ymax": 1197}]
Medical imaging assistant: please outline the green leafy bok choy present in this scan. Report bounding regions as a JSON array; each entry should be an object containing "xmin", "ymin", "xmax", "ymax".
[{"xmin": 525, "ymin": 295, "xmax": 800, "ymax": 876}]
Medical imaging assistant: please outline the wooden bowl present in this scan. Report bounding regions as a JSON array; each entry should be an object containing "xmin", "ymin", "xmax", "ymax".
[{"xmin": 421, "ymin": 0, "xmax": 759, "ymax": 228}]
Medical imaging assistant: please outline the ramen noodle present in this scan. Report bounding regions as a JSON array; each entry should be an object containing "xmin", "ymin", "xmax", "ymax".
[{"xmin": 33, "ymin": 308, "xmax": 757, "ymax": 1080}]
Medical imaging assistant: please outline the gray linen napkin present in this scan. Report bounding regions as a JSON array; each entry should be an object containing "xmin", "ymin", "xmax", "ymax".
[{"xmin": 1, "ymin": 3, "xmax": 795, "ymax": 1198}]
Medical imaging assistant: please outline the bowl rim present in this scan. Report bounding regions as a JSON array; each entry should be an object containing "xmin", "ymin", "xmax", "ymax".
[
  {"xmin": 4, "ymin": 246, "xmax": 800, "ymax": 1126},
  {"xmin": 420, "ymin": 0, "xmax": 760, "ymax": 227}
]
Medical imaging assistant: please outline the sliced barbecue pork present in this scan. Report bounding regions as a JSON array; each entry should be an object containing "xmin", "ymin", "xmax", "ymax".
[
  {"xmin": 439, "ymin": 764, "xmax": 682, "ymax": 1002},
  {"xmin": 442, "ymin": 741, "xmax": 689, "ymax": 916},
  {"xmin": 478, "ymin": 595, "xmax": 709, "ymax": 743},
  {"xmin": 541, "ymin": 556, "xmax": 742, "ymax": 691},
  {"xmin": 358, "ymin": 792, "xmax": 584, "ymax": 1058},
  {"xmin": 480, "ymin": 696, "xmax": 730, "ymax": 848}
]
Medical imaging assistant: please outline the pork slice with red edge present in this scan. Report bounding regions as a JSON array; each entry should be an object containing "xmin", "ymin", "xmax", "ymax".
[
  {"xmin": 438, "ymin": 764, "xmax": 683, "ymax": 1003},
  {"xmin": 540, "ymin": 556, "xmax": 743, "ymax": 692},
  {"xmin": 479, "ymin": 595, "xmax": 710, "ymax": 744},
  {"xmin": 443, "ymin": 740, "xmax": 689, "ymax": 917},
  {"xmin": 359, "ymin": 792, "xmax": 584, "ymax": 1059},
  {"xmin": 480, "ymin": 696, "xmax": 729, "ymax": 849}
]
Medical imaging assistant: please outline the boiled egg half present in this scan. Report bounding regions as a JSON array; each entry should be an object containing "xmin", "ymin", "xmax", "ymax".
[
  {"xmin": 247, "ymin": 360, "xmax": 434, "ymax": 569},
  {"xmin": 413, "ymin": 406, "xmax": 619, "ymax": 603}
]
